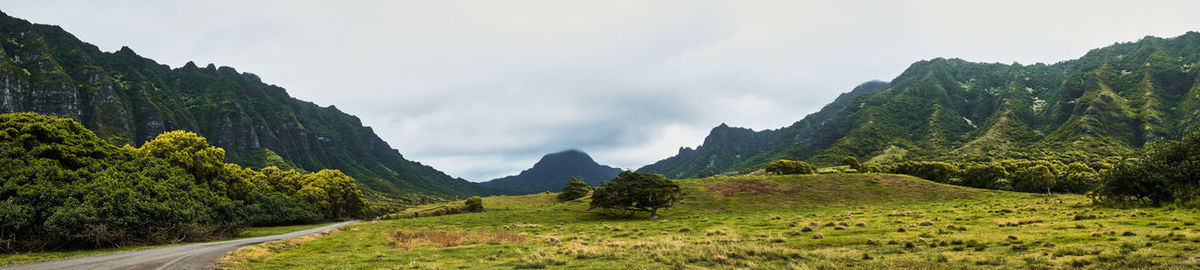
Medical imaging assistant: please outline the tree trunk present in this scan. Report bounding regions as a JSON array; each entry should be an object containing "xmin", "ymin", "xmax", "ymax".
[{"xmin": 649, "ymin": 208, "xmax": 658, "ymax": 220}]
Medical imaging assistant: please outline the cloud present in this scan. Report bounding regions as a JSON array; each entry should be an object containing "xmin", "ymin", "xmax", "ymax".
[{"xmin": 4, "ymin": 0, "xmax": 1199, "ymax": 181}]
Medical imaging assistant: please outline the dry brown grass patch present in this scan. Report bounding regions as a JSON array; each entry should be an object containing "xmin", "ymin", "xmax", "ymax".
[
  {"xmin": 709, "ymin": 179, "xmax": 779, "ymax": 197},
  {"xmin": 385, "ymin": 229, "xmax": 525, "ymax": 250}
]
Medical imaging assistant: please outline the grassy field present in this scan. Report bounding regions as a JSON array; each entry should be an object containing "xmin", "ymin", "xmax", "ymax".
[
  {"xmin": 0, "ymin": 221, "xmax": 342, "ymax": 266},
  {"xmin": 221, "ymin": 174, "xmax": 1200, "ymax": 269}
]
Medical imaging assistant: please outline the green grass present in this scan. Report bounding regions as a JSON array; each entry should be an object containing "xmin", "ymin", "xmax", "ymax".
[
  {"xmin": 0, "ymin": 221, "xmax": 341, "ymax": 266},
  {"xmin": 222, "ymin": 174, "xmax": 1200, "ymax": 269}
]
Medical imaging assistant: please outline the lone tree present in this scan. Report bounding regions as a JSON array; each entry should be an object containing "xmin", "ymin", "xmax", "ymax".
[
  {"xmin": 464, "ymin": 196, "xmax": 484, "ymax": 212},
  {"xmin": 590, "ymin": 171, "xmax": 681, "ymax": 219},
  {"xmin": 558, "ymin": 177, "xmax": 592, "ymax": 201}
]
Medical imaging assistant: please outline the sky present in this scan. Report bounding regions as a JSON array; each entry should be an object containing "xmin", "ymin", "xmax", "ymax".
[{"xmin": 3, "ymin": 1, "xmax": 1198, "ymax": 181}]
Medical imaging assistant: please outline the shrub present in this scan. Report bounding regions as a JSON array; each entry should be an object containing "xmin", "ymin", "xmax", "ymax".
[
  {"xmin": 557, "ymin": 177, "xmax": 591, "ymax": 201},
  {"xmin": 1012, "ymin": 164, "xmax": 1055, "ymax": 193},
  {"xmin": 960, "ymin": 163, "xmax": 1007, "ymax": 189},
  {"xmin": 464, "ymin": 196, "xmax": 484, "ymax": 212},
  {"xmin": 888, "ymin": 161, "xmax": 959, "ymax": 183},
  {"xmin": 857, "ymin": 163, "xmax": 886, "ymax": 173},
  {"xmin": 299, "ymin": 170, "xmax": 367, "ymax": 219},
  {"xmin": 246, "ymin": 192, "xmax": 322, "ymax": 226},
  {"xmin": 1098, "ymin": 130, "xmax": 1200, "ymax": 205},
  {"xmin": 1057, "ymin": 162, "xmax": 1099, "ymax": 193},
  {"xmin": 765, "ymin": 160, "xmax": 815, "ymax": 175},
  {"xmin": 842, "ymin": 156, "xmax": 862, "ymax": 171}
]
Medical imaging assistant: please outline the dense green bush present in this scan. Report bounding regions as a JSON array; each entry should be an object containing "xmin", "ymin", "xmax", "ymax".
[
  {"xmin": 1058, "ymin": 162, "xmax": 1100, "ymax": 194},
  {"xmin": 298, "ymin": 169, "xmax": 366, "ymax": 219},
  {"xmin": 1097, "ymin": 131, "xmax": 1200, "ymax": 205},
  {"xmin": 889, "ymin": 161, "xmax": 960, "ymax": 183},
  {"xmin": 0, "ymin": 113, "xmax": 241, "ymax": 250},
  {"xmin": 857, "ymin": 163, "xmax": 887, "ymax": 173},
  {"xmin": 765, "ymin": 160, "xmax": 816, "ymax": 175},
  {"xmin": 1013, "ymin": 165, "xmax": 1056, "ymax": 194},
  {"xmin": 246, "ymin": 192, "xmax": 322, "ymax": 226},
  {"xmin": 885, "ymin": 159, "xmax": 1099, "ymax": 194},
  {"xmin": 558, "ymin": 177, "xmax": 591, "ymax": 201},
  {"xmin": 590, "ymin": 171, "xmax": 681, "ymax": 219},
  {"xmin": 0, "ymin": 113, "xmax": 366, "ymax": 251},
  {"xmin": 464, "ymin": 196, "xmax": 484, "ymax": 212},
  {"xmin": 960, "ymin": 164, "xmax": 1008, "ymax": 189},
  {"xmin": 842, "ymin": 156, "xmax": 862, "ymax": 171}
]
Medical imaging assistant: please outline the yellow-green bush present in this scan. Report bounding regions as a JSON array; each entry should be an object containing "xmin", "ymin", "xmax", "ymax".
[{"xmin": 0, "ymin": 113, "xmax": 365, "ymax": 252}]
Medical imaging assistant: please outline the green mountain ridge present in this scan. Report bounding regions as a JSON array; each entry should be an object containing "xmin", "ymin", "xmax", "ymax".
[
  {"xmin": 640, "ymin": 32, "xmax": 1200, "ymax": 179},
  {"xmin": 0, "ymin": 11, "xmax": 493, "ymax": 203}
]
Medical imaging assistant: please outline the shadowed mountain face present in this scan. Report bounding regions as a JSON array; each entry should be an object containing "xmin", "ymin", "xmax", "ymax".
[
  {"xmin": 641, "ymin": 32, "xmax": 1200, "ymax": 179},
  {"xmin": 481, "ymin": 150, "xmax": 622, "ymax": 194},
  {"xmin": 0, "ymin": 12, "xmax": 494, "ymax": 203}
]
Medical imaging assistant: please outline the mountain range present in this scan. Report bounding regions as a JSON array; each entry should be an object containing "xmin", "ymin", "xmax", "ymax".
[
  {"xmin": 7, "ymin": 10, "xmax": 1200, "ymax": 198},
  {"xmin": 640, "ymin": 32, "xmax": 1200, "ymax": 179},
  {"xmin": 0, "ymin": 11, "xmax": 493, "ymax": 204},
  {"xmin": 480, "ymin": 150, "xmax": 621, "ymax": 194}
]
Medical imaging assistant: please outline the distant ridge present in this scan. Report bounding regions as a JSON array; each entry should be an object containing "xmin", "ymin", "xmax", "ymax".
[{"xmin": 481, "ymin": 150, "xmax": 622, "ymax": 194}]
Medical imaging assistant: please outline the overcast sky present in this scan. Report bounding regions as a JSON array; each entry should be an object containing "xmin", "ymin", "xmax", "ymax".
[{"xmin": 3, "ymin": 1, "xmax": 1198, "ymax": 181}]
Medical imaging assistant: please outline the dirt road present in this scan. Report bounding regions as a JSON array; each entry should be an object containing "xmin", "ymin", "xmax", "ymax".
[{"xmin": 3, "ymin": 221, "xmax": 356, "ymax": 270}]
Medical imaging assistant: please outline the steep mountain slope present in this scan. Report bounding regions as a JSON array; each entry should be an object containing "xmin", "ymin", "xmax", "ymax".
[
  {"xmin": 481, "ymin": 150, "xmax": 622, "ymax": 194},
  {"xmin": 0, "ymin": 11, "xmax": 490, "ymax": 203},
  {"xmin": 639, "ymin": 81, "xmax": 889, "ymax": 178},
  {"xmin": 640, "ymin": 32, "xmax": 1200, "ymax": 178}
]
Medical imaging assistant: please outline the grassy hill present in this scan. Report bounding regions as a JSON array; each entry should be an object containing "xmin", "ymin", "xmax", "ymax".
[{"xmin": 220, "ymin": 174, "xmax": 1200, "ymax": 269}]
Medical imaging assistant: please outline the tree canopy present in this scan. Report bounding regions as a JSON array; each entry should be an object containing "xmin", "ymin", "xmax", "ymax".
[
  {"xmin": 1098, "ymin": 130, "xmax": 1200, "ymax": 205},
  {"xmin": 765, "ymin": 160, "xmax": 815, "ymax": 175},
  {"xmin": 589, "ymin": 171, "xmax": 681, "ymax": 219},
  {"xmin": 0, "ymin": 113, "xmax": 366, "ymax": 252},
  {"xmin": 558, "ymin": 177, "xmax": 592, "ymax": 201}
]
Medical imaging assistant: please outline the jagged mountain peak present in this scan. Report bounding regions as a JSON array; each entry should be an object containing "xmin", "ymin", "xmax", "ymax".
[{"xmin": 639, "ymin": 31, "xmax": 1200, "ymax": 178}]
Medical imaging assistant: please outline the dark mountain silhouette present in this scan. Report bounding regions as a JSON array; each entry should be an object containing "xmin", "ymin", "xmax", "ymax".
[{"xmin": 482, "ymin": 150, "xmax": 622, "ymax": 194}]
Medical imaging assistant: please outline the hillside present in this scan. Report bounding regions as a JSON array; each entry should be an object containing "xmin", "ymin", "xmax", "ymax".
[
  {"xmin": 222, "ymin": 173, "xmax": 1200, "ymax": 269},
  {"xmin": 640, "ymin": 32, "xmax": 1200, "ymax": 178},
  {"xmin": 480, "ymin": 150, "xmax": 621, "ymax": 194},
  {"xmin": 0, "ymin": 12, "xmax": 491, "ymax": 203},
  {"xmin": 638, "ymin": 81, "xmax": 888, "ymax": 178}
]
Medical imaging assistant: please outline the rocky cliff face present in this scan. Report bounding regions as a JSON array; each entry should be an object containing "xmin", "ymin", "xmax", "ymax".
[
  {"xmin": 0, "ymin": 12, "xmax": 490, "ymax": 203},
  {"xmin": 638, "ymin": 80, "xmax": 889, "ymax": 178},
  {"xmin": 640, "ymin": 32, "xmax": 1200, "ymax": 178}
]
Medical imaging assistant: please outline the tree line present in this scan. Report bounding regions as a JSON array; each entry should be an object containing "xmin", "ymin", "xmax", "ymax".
[
  {"xmin": 763, "ymin": 130, "xmax": 1200, "ymax": 207},
  {"xmin": 0, "ymin": 113, "xmax": 364, "ymax": 252}
]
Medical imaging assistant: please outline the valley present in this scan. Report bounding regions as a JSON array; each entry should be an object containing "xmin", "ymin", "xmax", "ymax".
[
  {"xmin": 1, "ymin": 4, "xmax": 1199, "ymax": 270},
  {"xmin": 219, "ymin": 174, "xmax": 1200, "ymax": 269}
]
